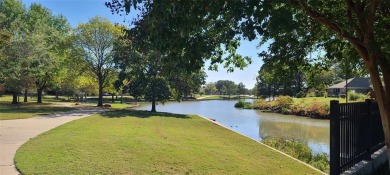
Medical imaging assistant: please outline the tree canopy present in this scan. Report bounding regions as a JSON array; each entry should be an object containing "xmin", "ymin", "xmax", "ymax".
[
  {"xmin": 107, "ymin": 0, "xmax": 390, "ymax": 165},
  {"xmin": 73, "ymin": 16, "xmax": 123, "ymax": 106}
]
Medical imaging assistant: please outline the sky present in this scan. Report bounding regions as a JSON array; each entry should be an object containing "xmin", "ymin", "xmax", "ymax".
[{"xmin": 22, "ymin": 0, "xmax": 266, "ymax": 89}]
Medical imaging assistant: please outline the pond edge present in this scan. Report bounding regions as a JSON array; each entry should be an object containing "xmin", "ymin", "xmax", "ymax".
[{"xmin": 198, "ymin": 115, "xmax": 327, "ymax": 175}]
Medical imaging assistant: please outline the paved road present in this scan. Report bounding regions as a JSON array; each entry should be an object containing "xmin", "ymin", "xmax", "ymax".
[{"xmin": 0, "ymin": 109, "xmax": 104, "ymax": 175}]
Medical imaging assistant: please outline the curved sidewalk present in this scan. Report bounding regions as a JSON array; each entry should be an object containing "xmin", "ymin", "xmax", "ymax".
[{"xmin": 0, "ymin": 108, "xmax": 104, "ymax": 175}]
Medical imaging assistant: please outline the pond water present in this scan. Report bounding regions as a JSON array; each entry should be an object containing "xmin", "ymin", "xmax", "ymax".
[{"xmin": 135, "ymin": 99, "xmax": 329, "ymax": 155}]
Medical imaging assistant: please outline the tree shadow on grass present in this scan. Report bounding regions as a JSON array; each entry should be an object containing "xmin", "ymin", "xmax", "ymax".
[
  {"xmin": 0, "ymin": 102, "xmax": 75, "ymax": 114},
  {"xmin": 101, "ymin": 109, "xmax": 190, "ymax": 119}
]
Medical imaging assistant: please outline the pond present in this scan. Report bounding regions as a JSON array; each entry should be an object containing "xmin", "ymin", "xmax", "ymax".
[{"xmin": 135, "ymin": 99, "xmax": 329, "ymax": 155}]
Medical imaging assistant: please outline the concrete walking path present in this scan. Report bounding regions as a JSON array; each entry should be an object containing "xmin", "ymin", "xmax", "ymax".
[{"xmin": 0, "ymin": 108, "xmax": 104, "ymax": 175}]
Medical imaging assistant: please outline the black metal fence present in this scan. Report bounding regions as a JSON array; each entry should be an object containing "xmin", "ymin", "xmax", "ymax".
[{"xmin": 330, "ymin": 99, "xmax": 385, "ymax": 175}]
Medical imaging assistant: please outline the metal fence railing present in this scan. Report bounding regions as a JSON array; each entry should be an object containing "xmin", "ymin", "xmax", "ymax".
[{"xmin": 330, "ymin": 99, "xmax": 385, "ymax": 175}]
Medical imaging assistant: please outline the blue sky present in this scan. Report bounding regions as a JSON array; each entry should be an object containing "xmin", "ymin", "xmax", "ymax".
[{"xmin": 22, "ymin": 0, "xmax": 265, "ymax": 89}]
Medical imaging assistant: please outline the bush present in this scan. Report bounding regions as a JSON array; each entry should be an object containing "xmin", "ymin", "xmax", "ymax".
[
  {"xmin": 305, "ymin": 102, "xmax": 330, "ymax": 118},
  {"xmin": 348, "ymin": 90, "xmax": 366, "ymax": 101},
  {"xmin": 253, "ymin": 99, "xmax": 271, "ymax": 110},
  {"xmin": 290, "ymin": 104, "xmax": 305, "ymax": 116},
  {"xmin": 274, "ymin": 96, "xmax": 293, "ymax": 108},
  {"xmin": 234, "ymin": 101, "xmax": 253, "ymax": 109},
  {"xmin": 281, "ymin": 107, "xmax": 290, "ymax": 115},
  {"xmin": 263, "ymin": 137, "xmax": 329, "ymax": 173},
  {"xmin": 234, "ymin": 101, "xmax": 245, "ymax": 108}
]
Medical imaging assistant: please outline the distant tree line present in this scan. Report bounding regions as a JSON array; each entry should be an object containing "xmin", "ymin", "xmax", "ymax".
[{"xmin": 202, "ymin": 80, "xmax": 250, "ymax": 97}]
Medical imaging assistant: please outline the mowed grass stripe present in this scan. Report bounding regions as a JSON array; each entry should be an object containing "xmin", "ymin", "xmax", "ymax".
[{"xmin": 15, "ymin": 110, "xmax": 321, "ymax": 175}]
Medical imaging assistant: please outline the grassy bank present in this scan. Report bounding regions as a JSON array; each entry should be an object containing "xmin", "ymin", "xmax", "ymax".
[
  {"xmin": 15, "ymin": 110, "xmax": 321, "ymax": 174},
  {"xmin": 236, "ymin": 96, "xmax": 361, "ymax": 119}
]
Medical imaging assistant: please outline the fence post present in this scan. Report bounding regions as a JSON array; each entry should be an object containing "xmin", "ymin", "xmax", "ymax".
[
  {"xmin": 364, "ymin": 99, "xmax": 372, "ymax": 160},
  {"xmin": 330, "ymin": 100, "xmax": 340, "ymax": 175}
]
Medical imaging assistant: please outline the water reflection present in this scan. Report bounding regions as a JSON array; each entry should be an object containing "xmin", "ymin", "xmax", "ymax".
[
  {"xmin": 135, "ymin": 100, "xmax": 329, "ymax": 154},
  {"xmin": 258, "ymin": 111, "xmax": 329, "ymax": 154}
]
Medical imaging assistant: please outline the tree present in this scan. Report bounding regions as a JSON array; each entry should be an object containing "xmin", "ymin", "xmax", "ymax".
[
  {"xmin": 108, "ymin": 1, "xmax": 390, "ymax": 163},
  {"xmin": 0, "ymin": 0, "xmax": 28, "ymax": 104},
  {"xmin": 113, "ymin": 40, "xmax": 172, "ymax": 112},
  {"xmin": 204, "ymin": 82, "xmax": 217, "ymax": 95},
  {"xmin": 74, "ymin": 16, "xmax": 122, "ymax": 107},
  {"xmin": 237, "ymin": 82, "xmax": 246, "ymax": 96},
  {"xmin": 169, "ymin": 69, "xmax": 206, "ymax": 100},
  {"xmin": 223, "ymin": 80, "xmax": 237, "ymax": 98},
  {"xmin": 26, "ymin": 4, "xmax": 71, "ymax": 103}
]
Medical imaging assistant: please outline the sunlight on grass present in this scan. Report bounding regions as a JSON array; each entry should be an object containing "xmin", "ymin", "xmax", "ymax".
[
  {"xmin": 0, "ymin": 95, "xmax": 76, "ymax": 120},
  {"xmin": 15, "ymin": 110, "xmax": 321, "ymax": 174},
  {"xmin": 0, "ymin": 102, "xmax": 76, "ymax": 120},
  {"xmin": 293, "ymin": 97, "xmax": 347, "ymax": 106}
]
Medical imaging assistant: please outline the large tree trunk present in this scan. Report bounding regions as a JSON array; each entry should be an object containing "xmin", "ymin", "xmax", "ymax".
[
  {"xmin": 55, "ymin": 91, "xmax": 59, "ymax": 99},
  {"xmin": 37, "ymin": 88, "xmax": 43, "ymax": 103},
  {"xmin": 24, "ymin": 89, "xmax": 28, "ymax": 102},
  {"xmin": 151, "ymin": 96, "xmax": 156, "ymax": 112},
  {"xmin": 98, "ymin": 75, "xmax": 103, "ymax": 107},
  {"xmin": 111, "ymin": 95, "xmax": 115, "ymax": 103},
  {"xmin": 365, "ymin": 54, "xmax": 390, "ymax": 167},
  {"xmin": 12, "ymin": 91, "xmax": 18, "ymax": 104}
]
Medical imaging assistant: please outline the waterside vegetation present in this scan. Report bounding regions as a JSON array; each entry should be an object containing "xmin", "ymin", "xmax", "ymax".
[
  {"xmin": 236, "ymin": 92, "xmax": 368, "ymax": 119},
  {"xmin": 263, "ymin": 137, "xmax": 329, "ymax": 173}
]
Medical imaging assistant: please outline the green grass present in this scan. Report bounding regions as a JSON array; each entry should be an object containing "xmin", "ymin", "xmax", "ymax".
[
  {"xmin": 109, "ymin": 102, "xmax": 148, "ymax": 109},
  {"xmin": 0, "ymin": 95, "xmax": 77, "ymax": 120},
  {"xmin": 293, "ymin": 97, "xmax": 346, "ymax": 106},
  {"xmin": 15, "ymin": 110, "xmax": 321, "ymax": 175}
]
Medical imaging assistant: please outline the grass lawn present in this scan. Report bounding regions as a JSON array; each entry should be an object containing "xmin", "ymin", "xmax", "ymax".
[
  {"xmin": 293, "ymin": 97, "xmax": 347, "ymax": 106},
  {"xmin": 0, "ymin": 102, "xmax": 77, "ymax": 120},
  {"xmin": 15, "ymin": 110, "xmax": 321, "ymax": 175},
  {"xmin": 0, "ymin": 95, "xmax": 77, "ymax": 120}
]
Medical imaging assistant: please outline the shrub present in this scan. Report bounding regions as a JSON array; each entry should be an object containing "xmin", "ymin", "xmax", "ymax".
[
  {"xmin": 348, "ymin": 91, "xmax": 366, "ymax": 101},
  {"xmin": 234, "ymin": 101, "xmax": 253, "ymax": 109},
  {"xmin": 281, "ymin": 107, "xmax": 290, "ymax": 115},
  {"xmin": 290, "ymin": 104, "xmax": 305, "ymax": 116},
  {"xmin": 309, "ymin": 153, "xmax": 330, "ymax": 173},
  {"xmin": 305, "ymin": 102, "xmax": 330, "ymax": 118},
  {"xmin": 234, "ymin": 101, "xmax": 245, "ymax": 108},
  {"xmin": 274, "ymin": 96, "xmax": 293, "ymax": 108},
  {"xmin": 253, "ymin": 99, "xmax": 271, "ymax": 110}
]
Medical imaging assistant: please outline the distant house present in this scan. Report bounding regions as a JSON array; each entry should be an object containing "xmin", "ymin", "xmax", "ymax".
[{"xmin": 328, "ymin": 77, "xmax": 371, "ymax": 97}]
